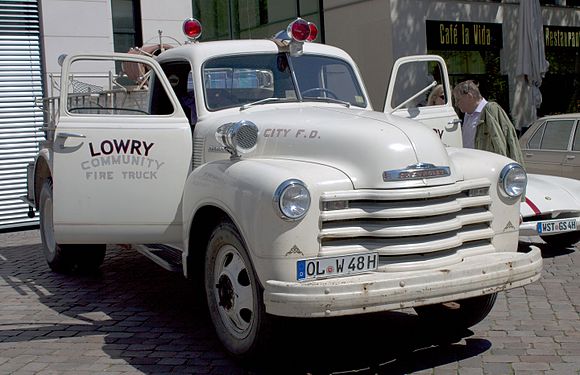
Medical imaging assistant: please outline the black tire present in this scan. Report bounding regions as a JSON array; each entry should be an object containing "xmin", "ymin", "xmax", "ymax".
[
  {"xmin": 541, "ymin": 233, "xmax": 579, "ymax": 249},
  {"xmin": 414, "ymin": 293, "xmax": 498, "ymax": 331},
  {"xmin": 74, "ymin": 245, "xmax": 106, "ymax": 273},
  {"xmin": 39, "ymin": 180, "xmax": 106, "ymax": 273},
  {"xmin": 204, "ymin": 221, "xmax": 271, "ymax": 358}
]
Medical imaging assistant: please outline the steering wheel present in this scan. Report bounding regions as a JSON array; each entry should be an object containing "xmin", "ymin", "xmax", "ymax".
[{"xmin": 301, "ymin": 87, "xmax": 339, "ymax": 99}]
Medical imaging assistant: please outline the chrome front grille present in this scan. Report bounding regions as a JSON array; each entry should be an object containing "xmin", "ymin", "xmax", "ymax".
[{"xmin": 319, "ymin": 178, "xmax": 493, "ymax": 270}]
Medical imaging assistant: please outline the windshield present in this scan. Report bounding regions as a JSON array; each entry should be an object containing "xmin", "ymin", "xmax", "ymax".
[{"xmin": 203, "ymin": 53, "xmax": 367, "ymax": 110}]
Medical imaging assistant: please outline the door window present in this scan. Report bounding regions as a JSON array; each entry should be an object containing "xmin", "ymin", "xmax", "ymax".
[
  {"xmin": 389, "ymin": 60, "xmax": 446, "ymax": 110},
  {"xmin": 65, "ymin": 57, "xmax": 174, "ymax": 116},
  {"xmin": 527, "ymin": 122, "xmax": 545, "ymax": 149},
  {"xmin": 572, "ymin": 122, "xmax": 580, "ymax": 151},
  {"xmin": 538, "ymin": 120, "xmax": 574, "ymax": 150}
]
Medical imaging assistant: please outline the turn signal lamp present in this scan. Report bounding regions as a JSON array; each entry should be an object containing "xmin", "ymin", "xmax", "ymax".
[{"xmin": 183, "ymin": 18, "xmax": 202, "ymax": 41}]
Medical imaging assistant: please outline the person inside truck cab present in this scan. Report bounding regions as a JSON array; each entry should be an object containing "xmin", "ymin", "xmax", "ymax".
[
  {"xmin": 179, "ymin": 72, "xmax": 197, "ymax": 125},
  {"xmin": 453, "ymin": 80, "xmax": 524, "ymax": 166},
  {"xmin": 427, "ymin": 84, "xmax": 445, "ymax": 106},
  {"xmin": 162, "ymin": 63, "xmax": 197, "ymax": 127}
]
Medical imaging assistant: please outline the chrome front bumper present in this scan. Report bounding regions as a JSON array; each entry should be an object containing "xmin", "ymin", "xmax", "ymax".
[{"xmin": 264, "ymin": 247, "xmax": 542, "ymax": 317}]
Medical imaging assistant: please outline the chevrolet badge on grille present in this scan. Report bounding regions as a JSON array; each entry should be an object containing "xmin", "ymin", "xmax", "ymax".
[{"xmin": 383, "ymin": 163, "xmax": 451, "ymax": 181}]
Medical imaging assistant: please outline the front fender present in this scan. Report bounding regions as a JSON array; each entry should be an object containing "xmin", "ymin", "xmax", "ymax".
[
  {"xmin": 182, "ymin": 158, "xmax": 353, "ymax": 282},
  {"xmin": 522, "ymin": 173, "xmax": 580, "ymax": 217}
]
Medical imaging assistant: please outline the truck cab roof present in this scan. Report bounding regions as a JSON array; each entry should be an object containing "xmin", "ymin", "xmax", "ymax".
[{"xmin": 156, "ymin": 39, "xmax": 357, "ymax": 65}]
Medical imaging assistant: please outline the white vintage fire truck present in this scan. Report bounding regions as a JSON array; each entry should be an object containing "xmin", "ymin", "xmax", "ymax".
[{"xmin": 24, "ymin": 19, "xmax": 542, "ymax": 357}]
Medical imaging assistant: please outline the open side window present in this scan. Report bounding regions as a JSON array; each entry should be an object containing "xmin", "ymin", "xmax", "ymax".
[{"xmin": 63, "ymin": 57, "xmax": 175, "ymax": 117}]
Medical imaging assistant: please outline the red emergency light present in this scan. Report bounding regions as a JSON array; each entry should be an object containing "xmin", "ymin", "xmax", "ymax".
[
  {"xmin": 287, "ymin": 18, "xmax": 318, "ymax": 43},
  {"xmin": 307, "ymin": 22, "xmax": 318, "ymax": 42},
  {"xmin": 183, "ymin": 18, "xmax": 202, "ymax": 41}
]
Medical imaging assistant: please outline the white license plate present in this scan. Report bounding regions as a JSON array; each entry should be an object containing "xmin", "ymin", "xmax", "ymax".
[
  {"xmin": 297, "ymin": 252, "xmax": 378, "ymax": 281},
  {"xmin": 537, "ymin": 219, "xmax": 577, "ymax": 234}
]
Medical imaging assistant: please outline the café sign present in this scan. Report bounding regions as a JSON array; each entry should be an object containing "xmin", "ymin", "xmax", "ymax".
[{"xmin": 426, "ymin": 20, "xmax": 502, "ymax": 50}]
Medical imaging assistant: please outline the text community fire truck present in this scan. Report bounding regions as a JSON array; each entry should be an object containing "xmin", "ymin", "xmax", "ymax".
[{"xmin": 24, "ymin": 18, "xmax": 542, "ymax": 357}]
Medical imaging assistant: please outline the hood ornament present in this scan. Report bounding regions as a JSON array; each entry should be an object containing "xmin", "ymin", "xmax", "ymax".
[{"xmin": 383, "ymin": 162, "xmax": 451, "ymax": 181}]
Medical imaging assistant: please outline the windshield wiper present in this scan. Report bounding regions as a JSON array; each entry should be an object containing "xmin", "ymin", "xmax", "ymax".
[
  {"xmin": 240, "ymin": 97, "xmax": 297, "ymax": 111},
  {"xmin": 302, "ymin": 97, "xmax": 351, "ymax": 107}
]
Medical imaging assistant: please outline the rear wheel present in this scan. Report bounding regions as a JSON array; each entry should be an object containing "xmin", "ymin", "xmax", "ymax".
[
  {"xmin": 414, "ymin": 293, "xmax": 498, "ymax": 331},
  {"xmin": 205, "ymin": 221, "xmax": 271, "ymax": 358},
  {"xmin": 541, "ymin": 233, "xmax": 579, "ymax": 249},
  {"xmin": 39, "ymin": 180, "xmax": 106, "ymax": 273}
]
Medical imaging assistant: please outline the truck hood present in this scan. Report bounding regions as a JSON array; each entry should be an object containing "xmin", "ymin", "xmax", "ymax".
[{"xmin": 203, "ymin": 105, "xmax": 458, "ymax": 189}]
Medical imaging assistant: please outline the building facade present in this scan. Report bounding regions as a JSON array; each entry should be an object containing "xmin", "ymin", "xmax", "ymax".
[
  {"xmin": 324, "ymin": 0, "xmax": 580, "ymax": 122},
  {"xmin": 0, "ymin": 0, "xmax": 578, "ymax": 230},
  {"xmin": 0, "ymin": 0, "xmax": 43, "ymax": 230}
]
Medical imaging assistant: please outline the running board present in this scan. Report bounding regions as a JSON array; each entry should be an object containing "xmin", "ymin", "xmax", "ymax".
[{"xmin": 136, "ymin": 244, "xmax": 183, "ymax": 272}]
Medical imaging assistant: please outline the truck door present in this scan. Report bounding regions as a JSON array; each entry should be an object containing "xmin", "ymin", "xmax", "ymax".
[
  {"xmin": 384, "ymin": 55, "xmax": 463, "ymax": 148},
  {"xmin": 52, "ymin": 54, "xmax": 192, "ymax": 244}
]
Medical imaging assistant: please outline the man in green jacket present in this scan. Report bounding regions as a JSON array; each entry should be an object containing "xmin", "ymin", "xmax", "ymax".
[{"xmin": 452, "ymin": 80, "xmax": 525, "ymax": 166}]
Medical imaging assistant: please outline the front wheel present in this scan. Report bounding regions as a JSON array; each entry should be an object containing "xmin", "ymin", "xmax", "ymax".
[
  {"xmin": 204, "ymin": 221, "xmax": 271, "ymax": 358},
  {"xmin": 39, "ymin": 179, "xmax": 106, "ymax": 273},
  {"xmin": 414, "ymin": 293, "xmax": 498, "ymax": 331}
]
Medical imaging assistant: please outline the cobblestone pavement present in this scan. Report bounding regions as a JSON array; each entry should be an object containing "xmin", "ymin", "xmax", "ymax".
[{"xmin": 0, "ymin": 229, "xmax": 578, "ymax": 375}]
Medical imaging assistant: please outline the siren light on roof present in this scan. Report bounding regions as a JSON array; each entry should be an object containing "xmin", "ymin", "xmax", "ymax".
[
  {"xmin": 307, "ymin": 22, "xmax": 318, "ymax": 42},
  {"xmin": 287, "ymin": 18, "xmax": 318, "ymax": 43},
  {"xmin": 183, "ymin": 18, "xmax": 202, "ymax": 41}
]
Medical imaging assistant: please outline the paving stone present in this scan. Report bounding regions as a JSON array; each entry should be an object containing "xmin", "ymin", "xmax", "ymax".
[{"xmin": 1, "ymin": 230, "xmax": 579, "ymax": 374}]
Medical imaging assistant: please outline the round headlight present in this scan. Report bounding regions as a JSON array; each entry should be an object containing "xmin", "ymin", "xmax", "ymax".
[
  {"xmin": 274, "ymin": 179, "xmax": 311, "ymax": 221},
  {"xmin": 499, "ymin": 163, "xmax": 527, "ymax": 198}
]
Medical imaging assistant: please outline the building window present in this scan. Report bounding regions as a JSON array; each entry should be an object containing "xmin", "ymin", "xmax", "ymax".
[
  {"xmin": 432, "ymin": 50, "xmax": 509, "ymax": 113},
  {"xmin": 111, "ymin": 0, "xmax": 142, "ymax": 53},
  {"xmin": 425, "ymin": 20, "xmax": 508, "ymax": 115},
  {"xmin": 541, "ymin": 25, "xmax": 580, "ymax": 115},
  {"xmin": 540, "ymin": 0, "xmax": 580, "ymax": 6},
  {"xmin": 192, "ymin": 0, "xmax": 322, "ymax": 42}
]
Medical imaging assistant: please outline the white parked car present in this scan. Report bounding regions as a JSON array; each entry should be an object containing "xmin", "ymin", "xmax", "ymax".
[
  {"xmin": 519, "ymin": 174, "xmax": 580, "ymax": 248},
  {"xmin": 385, "ymin": 55, "xmax": 579, "ymax": 248}
]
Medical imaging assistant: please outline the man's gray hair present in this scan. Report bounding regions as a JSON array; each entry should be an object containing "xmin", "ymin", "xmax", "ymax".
[{"xmin": 453, "ymin": 80, "xmax": 482, "ymax": 100}]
